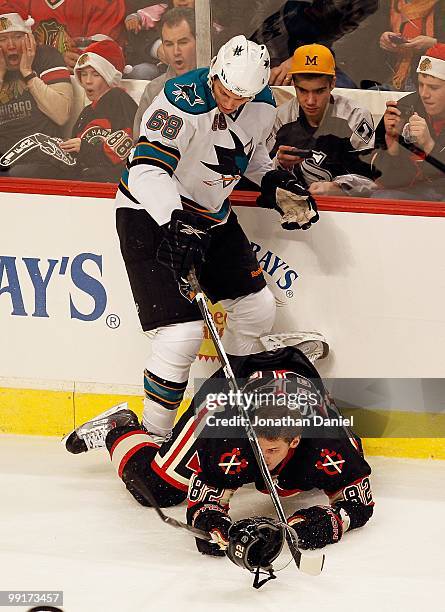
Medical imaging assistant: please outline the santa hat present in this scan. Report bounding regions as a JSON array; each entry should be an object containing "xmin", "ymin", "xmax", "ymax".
[
  {"xmin": 0, "ymin": 12, "xmax": 34, "ymax": 34},
  {"xmin": 417, "ymin": 43, "xmax": 445, "ymax": 82},
  {"xmin": 74, "ymin": 40, "xmax": 131, "ymax": 87}
]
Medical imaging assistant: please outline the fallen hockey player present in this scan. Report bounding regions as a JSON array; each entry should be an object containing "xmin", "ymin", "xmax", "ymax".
[{"xmin": 64, "ymin": 342, "xmax": 374, "ymax": 582}]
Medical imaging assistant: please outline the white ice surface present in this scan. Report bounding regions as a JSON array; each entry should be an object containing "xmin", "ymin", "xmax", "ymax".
[{"xmin": 1, "ymin": 435, "xmax": 444, "ymax": 612}]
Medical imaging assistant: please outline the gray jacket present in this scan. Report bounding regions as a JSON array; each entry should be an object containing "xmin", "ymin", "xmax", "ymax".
[{"xmin": 133, "ymin": 66, "xmax": 176, "ymax": 141}]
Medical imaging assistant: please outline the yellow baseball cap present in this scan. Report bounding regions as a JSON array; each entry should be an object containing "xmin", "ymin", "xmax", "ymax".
[{"xmin": 289, "ymin": 44, "xmax": 336, "ymax": 76}]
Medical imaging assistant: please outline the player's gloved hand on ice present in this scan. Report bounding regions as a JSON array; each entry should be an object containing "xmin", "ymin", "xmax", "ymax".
[
  {"xmin": 193, "ymin": 510, "xmax": 232, "ymax": 557},
  {"xmin": 257, "ymin": 169, "xmax": 319, "ymax": 230},
  {"xmin": 157, "ymin": 209, "xmax": 212, "ymax": 283},
  {"xmin": 288, "ymin": 505, "xmax": 343, "ymax": 549}
]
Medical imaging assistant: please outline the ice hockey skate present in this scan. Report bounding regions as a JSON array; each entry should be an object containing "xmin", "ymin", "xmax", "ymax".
[
  {"xmin": 260, "ymin": 331, "xmax": 329, "ymax": 363},
  {"xmin": 62, "ymin": 402, "xmax": 140, "ymax": 454}
]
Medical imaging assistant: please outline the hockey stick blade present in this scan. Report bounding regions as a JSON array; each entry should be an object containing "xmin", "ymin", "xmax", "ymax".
[
  {"xmin": 282, "ymin": 525, "xmax": 324, "ymax": 576},
  {"xmin": 299, "ymin": 552, "xmax": 325, "ymax": 576},
  {"xmin": 187, "ymin": 270, "xmax": 325, "ymax": 576}
]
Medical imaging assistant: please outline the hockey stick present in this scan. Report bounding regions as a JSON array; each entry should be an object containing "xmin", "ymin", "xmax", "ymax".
[
  {"xmin": 128, "ymin": 473, "xmax": 212, "ymax": 542},
  {"xmin": 400, "ymin": 139, "xmax": 445, "ymax": 175},
  {"xmin": 187, "ymin": 270, "xmax": 325, "ymax": 577}
]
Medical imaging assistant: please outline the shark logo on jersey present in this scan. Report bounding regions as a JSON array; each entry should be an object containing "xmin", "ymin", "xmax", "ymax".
[
  {"xmin": 202, "ymin": 129, "xmax": 254, "ymax": 187},
  {"xmin": 172, "ymin": 82, "xmax": 205, "ymax": 107}
]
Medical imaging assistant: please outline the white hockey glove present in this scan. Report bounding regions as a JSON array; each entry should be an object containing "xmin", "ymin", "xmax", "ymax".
[{"xmin": 257, "ymin": 169, "xmax": 319, "ymax": 230}]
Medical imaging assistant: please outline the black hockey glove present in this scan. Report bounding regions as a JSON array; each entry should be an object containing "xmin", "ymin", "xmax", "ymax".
[
  {"xmin": 157, "ymin": 209, "xmax": 212, "ymax": 283},
  {"xmin": 257, "ymin": 169, "xmax": 319, "ymax": 230},
  {"xmin": 288, "ymin": 505, "xmax": 343, "ymax": 549},
  {"xmin": 193, "ymin": 509, "xmax": 232, "ymax": 557}
]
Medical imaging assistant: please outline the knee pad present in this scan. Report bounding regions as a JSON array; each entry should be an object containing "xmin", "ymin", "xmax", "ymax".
[
  {"xmin": 145, "ymin": 320, "xmax": 204, "ymax": 382},
  {"xmin": 220, "ymin": 286, "xmax": 276, "ymax": 356}
]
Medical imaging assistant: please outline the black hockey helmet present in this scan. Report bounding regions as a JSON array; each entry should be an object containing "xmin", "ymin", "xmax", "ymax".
[
  {"xmin": 242, "ymin": 369, "xmax": 322, "ymax": 401},
  {"xmin": 227, "ymin": 517, "xmax": 285, "ymax": 587},
  {"xmin": 241, "ymin": 370, "xmax": 325, "ymax": 431}
]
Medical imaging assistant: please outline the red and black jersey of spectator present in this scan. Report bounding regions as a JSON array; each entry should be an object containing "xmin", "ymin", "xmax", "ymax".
[
  {"xmin": 71, "ymin": 87, "xmax": 137, "ymax": 182},
  {"xmin": 0, "ymin": 45, "xmax": 70, "ymax": 152},
  {"xmin": 0, "ymin": 0, "xmax": 126, "ymax": 47}
]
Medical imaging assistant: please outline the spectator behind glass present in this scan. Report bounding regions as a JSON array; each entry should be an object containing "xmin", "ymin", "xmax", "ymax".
[
  {"xmin": 251, "ymin": 0, "xmax": 378, "ymax": 87},
  {"xmin": 133, "ymin": 7, "xmax": 196, "ymax": 141},
  {"xmin": 125, "ymin": 0, "xmax": 195, "ymax": 80},
  {"xmin": 0, "ymin": 0, "xmax": 126, "ymax": 70},
  {"xmin": 379, "ymin": 0, "xmax": 444, "ymax": 91},
  {"xmin": 59, "ymin": 40, "xmax": 137, "ymax": 183},
  {"xmin": 372, "ymin": 44, "xmax": 445, "ymax": 201},
  {"xmin": 125, "ymin": 1, "xmax": 168, "ymax": 80},
  {"xmin": 267, "ymin": 44, "xmax": 378, "ymax": 197},
  {"xmin": 0, "ymin": 11, "xmax": 73, "ymax": 178}
]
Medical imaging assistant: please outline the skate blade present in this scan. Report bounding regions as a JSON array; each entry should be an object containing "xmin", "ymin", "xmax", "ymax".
[
  {"xmin": 61, "ymin": 401, "xmax": 129, "ymax": 445},
  {"xmin": 261, "ymin": 332, "xmax": 329, "ymax": 362}
]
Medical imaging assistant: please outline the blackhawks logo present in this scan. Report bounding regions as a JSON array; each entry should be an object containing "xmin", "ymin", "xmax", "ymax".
[
  {"xmin": 218, "ymin": 448, "xmax": 249, "ymax": 475},
  {"xmin": 315, "ymin": 449, "xmax": 345, "ymax": 476},
  {"xmin": 0, "ymin": 17, "xmax": 12, "ymax": 31},
  {"xmin": 34, "ymin": 19, "xmax": 70, "ymax": 52},
  {"xmin": 419, "ymin": 57, "xmax": 432, "ymax": 73},
  {"xmin": 77, "ymin": 53, "xmax": 89, "ymax": 67}
]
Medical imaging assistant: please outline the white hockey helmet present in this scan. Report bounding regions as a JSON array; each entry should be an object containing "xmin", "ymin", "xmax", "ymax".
[{"xmin": 209, "ymin": 35, "xmax": 270, "ymax": 98}]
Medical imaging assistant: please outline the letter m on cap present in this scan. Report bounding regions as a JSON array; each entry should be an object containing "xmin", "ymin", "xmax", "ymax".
[{"xmin": 305, "ymin": 55, "xmax": 318, "ymax": 66}]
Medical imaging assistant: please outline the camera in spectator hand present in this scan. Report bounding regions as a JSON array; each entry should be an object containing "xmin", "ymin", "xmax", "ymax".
[
  {"xmin": 286, "ymin": 148, "xmax": 313, "ymax": 159},
  {"xmin": 396, "ymin": 101, "xmax": 418, "ymax": 144},
  {"xmin": 388, "ymin": 33, "xmax": 408, "ymax": 46}
]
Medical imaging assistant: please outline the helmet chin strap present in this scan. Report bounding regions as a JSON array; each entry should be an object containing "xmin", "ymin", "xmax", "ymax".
[
  {"xmin": 252, "ymin": 566, "xmax": 277, "ymax": 589},
  {"xmin": 208, "ymin": 71, "xmax": 254, "ymax": 104},
  {"xmin": 207, "ymin": 60, "xmax": 216, "ymax": 96}
]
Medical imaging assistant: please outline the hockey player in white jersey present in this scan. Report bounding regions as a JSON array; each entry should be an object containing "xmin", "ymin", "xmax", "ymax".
[{"xmin": 115, "ymin": 35, "xmax": 319, "ymax": 442}]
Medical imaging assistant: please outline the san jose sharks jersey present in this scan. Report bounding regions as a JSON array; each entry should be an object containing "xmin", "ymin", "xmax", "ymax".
[{"xmin": 115, "ymin": 67, "xmax": 276, "ymax": 226}]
